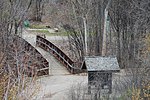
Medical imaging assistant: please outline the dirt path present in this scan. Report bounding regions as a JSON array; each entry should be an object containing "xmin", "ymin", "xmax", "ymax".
[{"xmin": 36, "ymin": 75, "xmax": 87, "ymax": 100}]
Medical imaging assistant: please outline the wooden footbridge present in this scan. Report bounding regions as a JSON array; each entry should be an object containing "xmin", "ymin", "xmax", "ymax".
[{"xmin": 22, "ymin": 34, "xmax": 82, "ymax": 76}]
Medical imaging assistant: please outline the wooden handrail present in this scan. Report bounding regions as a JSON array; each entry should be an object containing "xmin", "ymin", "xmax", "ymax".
[{"xmin": 36, "ymin": 35, "xmax": 81, "ymax": 74}]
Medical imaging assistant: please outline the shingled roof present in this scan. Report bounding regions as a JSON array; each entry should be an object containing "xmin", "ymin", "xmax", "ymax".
[{"xmin": 82, "ymin": 56, "xmax": 120, "ymax": 72}]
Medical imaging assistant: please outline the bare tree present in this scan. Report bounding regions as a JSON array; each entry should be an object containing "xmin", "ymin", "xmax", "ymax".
[
  {"xmin": 0, "ymin": 0, "xmax": 41, "ymax": 99},
  {"xmin": 2, "ymin": 36, "xmax": 40, "ymax": 99},
  {"xmin": 108, "ymin": 0, "xmax": 150, "ymax": 68},
  {"xmin": 30, "ymin": 0, "xmax": 46, "ymax": 21}
]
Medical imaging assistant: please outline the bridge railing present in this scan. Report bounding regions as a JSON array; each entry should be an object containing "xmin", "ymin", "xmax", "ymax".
[
  {"xmin": 20, "ymin": 37, "xmax": 49, "ymax": 76},
  {"xmin": 36, "ymin": 35, "xmax": 82, "ymax": 74}
]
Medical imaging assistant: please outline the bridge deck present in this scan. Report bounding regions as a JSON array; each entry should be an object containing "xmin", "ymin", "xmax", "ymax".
[{"xmin": 22, "ymin": 33, "xmax": 70, "ymax": 75}]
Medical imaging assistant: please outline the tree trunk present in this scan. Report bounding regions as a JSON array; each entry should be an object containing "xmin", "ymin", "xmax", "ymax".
[
  {"xmin": 83, "ymin": 17, "xmax": 88, "ymax": 55},
  {"xmin": 102, "ymin": 0, "xmax": 112, "ymax": 56},
  {"xmin": 95, "ymin": 2, "xmax": 102, "ymax": 56},
  {"xmin": 102, "ymin": 9, "xmax": 108, "ymax": 56}
]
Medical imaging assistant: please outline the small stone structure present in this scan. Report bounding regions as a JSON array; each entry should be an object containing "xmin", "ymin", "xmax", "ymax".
[{"xmin": 81, "ymin": 56, "xmax": 120, "ymax": 93}]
